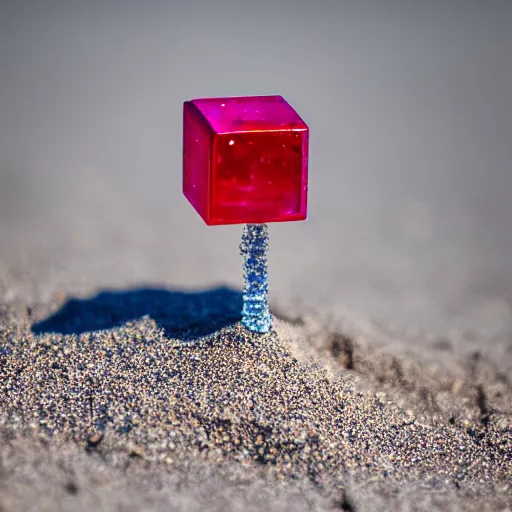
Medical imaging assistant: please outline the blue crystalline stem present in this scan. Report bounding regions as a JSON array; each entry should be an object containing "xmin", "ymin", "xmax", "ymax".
[{"xmin": 240, "ymin": 223, "xmax": 272, "ymax": 333}]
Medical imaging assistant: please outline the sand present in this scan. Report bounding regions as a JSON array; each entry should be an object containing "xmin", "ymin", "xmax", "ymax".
[
  {"xmin": 0, "ymin": 292, "xmax": 511, "ymax": 511},
  {"xmin": 1, "ymin": 4, "xmax": 512, "ymax": 509}
]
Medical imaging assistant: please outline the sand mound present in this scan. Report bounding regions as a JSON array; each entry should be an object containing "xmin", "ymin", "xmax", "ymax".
[{"xmin": 1, "ymin": 314, "xmax": 511, "ymax": 510}]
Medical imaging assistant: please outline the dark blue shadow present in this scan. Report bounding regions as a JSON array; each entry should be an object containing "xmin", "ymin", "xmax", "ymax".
[{"xmin": 32, "ymin": 287, "xmax": 243, "ymax": 340}]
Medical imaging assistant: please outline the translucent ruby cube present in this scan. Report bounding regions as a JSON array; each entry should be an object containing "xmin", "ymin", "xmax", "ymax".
[{"xmin": 183, "ymin": 95, "xmax": 308, "ymax": 225}]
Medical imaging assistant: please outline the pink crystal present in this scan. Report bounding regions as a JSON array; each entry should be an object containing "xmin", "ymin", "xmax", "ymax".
[{"xmin": 183, "ymin": 95, "xmax": 308, "ymax": 225}]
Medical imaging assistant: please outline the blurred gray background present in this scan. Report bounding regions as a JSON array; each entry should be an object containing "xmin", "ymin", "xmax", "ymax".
[{"xmin": 1, "ymin": 1, "xmax": 511, "ymax": 362}]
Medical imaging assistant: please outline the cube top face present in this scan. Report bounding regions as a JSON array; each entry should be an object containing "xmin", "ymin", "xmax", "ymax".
[
  {"xmin": 183, "ymin": 95, "xmax": 308, "ymax": 226},
  {"xmin": 190, "ymin": 95, "xmax": 308, "ymax": 134}
]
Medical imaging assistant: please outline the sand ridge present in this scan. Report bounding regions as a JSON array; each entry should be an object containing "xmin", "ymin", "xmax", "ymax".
[{"xmin": 1, "ymin": 310, "xmax": 511, "ymax": 510}]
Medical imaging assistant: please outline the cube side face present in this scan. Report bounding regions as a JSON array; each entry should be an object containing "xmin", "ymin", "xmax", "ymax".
[
  {"xmin": 182, "ymin": 102, "xmax": 212, "ymax": 222},
  {"xmin": 300, "ymin": 129, "xmax": 309, "ymax": 219},
  {"xmin": 208, "ymin": 129, "xmax": 308, "ymax": 225}
]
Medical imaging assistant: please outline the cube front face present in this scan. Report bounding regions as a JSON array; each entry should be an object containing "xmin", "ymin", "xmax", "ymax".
[{"xmin": 183, "ymin": 96, "xmax": 308, "ymax": 226}]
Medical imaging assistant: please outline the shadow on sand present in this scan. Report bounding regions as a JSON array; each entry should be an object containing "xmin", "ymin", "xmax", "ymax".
[{"xmin": 32, "ymin": 286, "xmax": 243, "ymax": 340}]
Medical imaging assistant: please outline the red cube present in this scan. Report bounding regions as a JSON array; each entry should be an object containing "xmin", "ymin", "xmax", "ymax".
[{"xmin": 183, "ymin": 95, "xmax": 308, "ymax": 225}]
